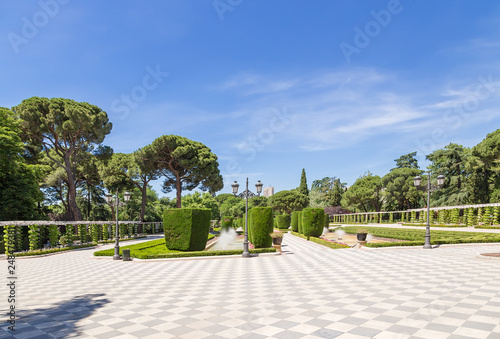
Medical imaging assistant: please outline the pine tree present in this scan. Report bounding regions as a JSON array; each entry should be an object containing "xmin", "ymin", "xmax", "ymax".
[{"xmin": 299, "ymin": 168, "xmax": 309, "ymax": 196}]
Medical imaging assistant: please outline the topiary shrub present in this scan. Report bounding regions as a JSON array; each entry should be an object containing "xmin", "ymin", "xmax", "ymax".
[
  {"xmin": 163, "ymin": 208, "xmax": 211, "ymax": 251},
  {"xmin": 48, "ymin": 225, "xmax": 59, "ymax": 247},
  {"xmin": 291, "ymin": 211, "xmax": 299, "ymax": 232},
  {"xmin": 221, "ymin": 217, "xmax": 233, "ymax": 232},
  {"xmin": 276, "ymin": 214, "xmax": 291, "ymax": 229},
  {"xmin": 298, "ymin": 211, "xmax": 303, "ymax": 234},
  {"xmin": 324, "ymin": 213, "xmax": 330, "ymax": 228},
  {"xmin": 302, "ymin": 208, "xmax": 324, "ymax": 238},
  {"xmin": 249, "ymin": 207, "xmax": 273, "ymax": 248}
]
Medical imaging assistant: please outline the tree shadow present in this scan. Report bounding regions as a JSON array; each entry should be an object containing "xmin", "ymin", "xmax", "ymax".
[{"xmin": 2, "ymin": 293, "xmax": 109, "ymax": 338}]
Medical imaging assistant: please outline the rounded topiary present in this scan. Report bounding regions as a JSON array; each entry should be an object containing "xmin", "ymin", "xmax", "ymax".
[
  {"xmin": 276, "ymin": 214, "xmax": 291, "ymax": 229},
  {"xmin": 291, "ymin": 211, "xmax": 299, "ymax": 232},
  {"xmin": 302, "ymin": 208, "xmax": 324, "ymax": 238},
  {"xmin": 249, "ymin": 207, "xmax": 273, "ymax": 248}
]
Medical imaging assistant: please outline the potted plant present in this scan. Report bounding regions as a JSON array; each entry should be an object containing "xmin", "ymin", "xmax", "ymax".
[
  {"xmin": 270, "ymin": 231, "xmax": 284, "ymax": 253},
  {"xmin": 270, "ymin": 231, "xmax": 284, "ymax": 245},
  {"xmin": 356, "ymin": 229, "xmax": 368, "ymax": 242}
]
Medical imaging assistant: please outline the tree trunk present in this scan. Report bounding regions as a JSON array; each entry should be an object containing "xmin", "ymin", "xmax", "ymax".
[
  {"xmin": 64, "ymin": 155, "xmax": 82, "ymax": 221},
  {"xmin": 176, "ymin": 175, "xmax": 182, "ymax": 208}
]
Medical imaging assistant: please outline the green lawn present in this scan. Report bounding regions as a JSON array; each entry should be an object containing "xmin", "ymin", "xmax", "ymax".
[
  {"xmin": 291, "ymin": 232, "xmax": 350, "ymax": 249},
  {"xmin": 93, "ymin": 234, "xmax": 276, "ymax": 259},
  {"xmin": 340, "ymin": 226, "xmax": 500, "ymax": 247}
]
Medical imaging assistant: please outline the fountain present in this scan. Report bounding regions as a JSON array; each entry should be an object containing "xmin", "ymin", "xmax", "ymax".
[
  {"xmin": 321, "ymin": 227, "xmax": 329, "ymax": 237},
  {"xmin": 212, "ymin": 228, "xmax": 237, "ymax": 250},
  {"xmin": 333, "ymin": 229, "xmax": 345, "ymax": 240}
]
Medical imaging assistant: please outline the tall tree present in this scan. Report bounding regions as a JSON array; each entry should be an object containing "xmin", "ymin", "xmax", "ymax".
[
  {"xmin": 465, "ymin": 129, "xmax": 500, "ymax": 203},
  {"xmin": 0, "ymin": 107, "xmax": 43, "ymax": 220},
  {"xmin": 269, "ymin": 190, "xmax": 309, "ymax": 214},
  {"xmin": 311, "ymin": 177, "xmax": 346, "ymax": 206},
  {"xmin": 382, "ymin": 167, "xmax": 423, "ymax": 210},
  {"xmin": 299, "ymin": 168, "xmax": 309, "ymax": 196},
  {"xmin": 427, "ymin": 143, "xmax": 469, "ymax": 206},
  {"xmin": 99, "ymin": 152, "xmax": 159, "ymax": 221},
  {"xmin": 143, "ymin": 135, "xmax": 223, "ymax": 208},
  {"xmin": 393, "ymin": 151, "xmax": 419, "ymax": 170},
  {"xmin": 14, "ymin": 97, "xmax": 112, "ymax": 220},
  {"xmin": 341, "ymin": 172, "xmax": 383, "ymax": 212}
]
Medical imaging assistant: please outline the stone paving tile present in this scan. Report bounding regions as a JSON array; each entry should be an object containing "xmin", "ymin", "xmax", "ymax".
[{"xmin": 1, "ymin": 235, "xmax": 500, "ymax": 338}]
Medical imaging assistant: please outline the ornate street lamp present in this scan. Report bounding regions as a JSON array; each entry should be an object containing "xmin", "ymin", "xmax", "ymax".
[
  {"xmin": 414, "ymin": 173, "xmax": 445, "ymax": 249},
  {"xmin": 106, "ymin": 189, "xmax": 131, "ymax": 260},
  {"xmin": 232, "ymin": 179, "xmax": 263, "ymax": 258}
]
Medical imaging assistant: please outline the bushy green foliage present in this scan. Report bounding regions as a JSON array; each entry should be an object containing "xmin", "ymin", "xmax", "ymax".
[
  {"xmin": 249, "ymin": 207, "xmax": 273, "ymax": 248},
  {"xmin": 276, "ymin": 214, "xmax": 291, "ymax": 229},
  {"xmin": 324, "ymin": 213, "xmax": 330, "ymax": 228},
  {"xmin": 302, "ymin": 208, "xmax": 324, "ymax": 238},
  {"xmin": 78, "ymin": 225, "xmax": 87, "ymax": 243},
  {"xmin": 163, "ymin": 208, "xmax": 211, "ymax": 251},
  {"xmin": 291, "ymin": 211, "xmax": 299, "ymax": 232}
]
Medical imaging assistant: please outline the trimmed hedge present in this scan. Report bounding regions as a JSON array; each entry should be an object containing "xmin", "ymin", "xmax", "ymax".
[
  {"xmin": 291, "ymin": 232, "xmax": 349, "ymax": 249},
  {"xmin": 324, "ymin": 213, "xmax": 330, "ymax": 228},
  {"xmin": 163, "ymin": 208, "xmax": 212, "ymax": 251},
  {"xmin": 298, "ymin": 211, "xmax": 303, "ymax": 234},
  {"xmin": 276, "ymin": 214, "xmax": 291, "ymax": 229},
  {"xmin": 136, "ymin": 247, "xmax": 276, "ymax": 259},
  {"xmin": 249, "ymin": 207, "xmax": 273, "ymax": 248},
  {"xmin": 291, "ymin": 211, "xmax": 299, "ymax": 232},
  {"xmin": 302, "ymin": 208, "xmax": 324, "ymax": 238}
]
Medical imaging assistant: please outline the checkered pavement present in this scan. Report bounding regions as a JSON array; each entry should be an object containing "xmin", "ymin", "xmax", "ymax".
[{"xmin": 1, "ymin": 234, "xmax": 500, "ymax": 338}]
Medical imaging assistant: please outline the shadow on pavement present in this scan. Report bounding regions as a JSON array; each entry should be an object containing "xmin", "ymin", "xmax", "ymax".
[{"xmin": 1, "ymin": 293, "xmax": 109, "ymax": 338}]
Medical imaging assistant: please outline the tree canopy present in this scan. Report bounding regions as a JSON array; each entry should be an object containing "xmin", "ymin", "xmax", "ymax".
[
  {"xmin": 270, "ymin": 190, "xmax": 309, "ymax": 214},
  {"xmin": 143, "ymin": 135, "xmax": 223, "ymax": 208},
  {"xmin": 341, "ymin": 172, "xmax": 382, "ymax": 212},
  {"xmin": 13, "ymin": 97, "xmax": 112, "ymax": 220},
  {"xmin": 393, "ymin": 151, "xmax": 419, "ymax": 170}
]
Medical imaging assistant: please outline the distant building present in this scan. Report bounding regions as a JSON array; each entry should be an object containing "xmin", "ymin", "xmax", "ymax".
[{"xmin": 263, "ymin": 186, "xmax": 274, "ymax": 197}]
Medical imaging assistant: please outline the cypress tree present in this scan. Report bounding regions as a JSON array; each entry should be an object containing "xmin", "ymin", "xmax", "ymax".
[{"xmin": 299, "ymin": 168, "xmax": 309, "ymax": 196}]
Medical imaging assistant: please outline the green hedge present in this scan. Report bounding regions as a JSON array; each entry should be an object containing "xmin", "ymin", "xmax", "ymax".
[
  {"xmin": 291, "ymin": 211, "xmax": 299, "ymax": 232},
  {"xmin": 276, "ymin": 214, "xmax": 291, "ymax": 229},
  {"xmin": 298, "ymin": 211, "xmax": 303, "ymax": 234},
  {"xmin": 249, "ymin": 207, "xmax": 273, "ymax": 248},
  {"xmin": 136, "ymin": 247, "xmax": 276, "ymax": 259},
  {"xmin": 291, "ymin": 232, "xmax": 349, "ymax": 249},
  {"xmin": 324, "ymin": 213, "xmax": 330, "ymax": 228},
  {"xmin": 163, "ymin": 208, "xmax": 212, "ymax": 251},
  {"xmin": 302, "ymin": 208, "xmax": 324, "ymax": 238}
]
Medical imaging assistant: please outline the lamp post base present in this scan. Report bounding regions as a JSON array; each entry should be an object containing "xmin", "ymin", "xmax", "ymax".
[
  {"xmin": 113, "ymin": 244, "xmax": 121, "ymax": 260},
  {"xmin": 423, "ymin": 235, "xmax": 432, "ymax": 249},
  {"xmin": 242, "ymin": 241, "xmax": 250, "ymax": 258}
]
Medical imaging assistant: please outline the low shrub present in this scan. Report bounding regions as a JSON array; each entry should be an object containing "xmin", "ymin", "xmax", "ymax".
[{"xmin": 291, "ymin": 232, "xmax": 349, "ymax": 249}]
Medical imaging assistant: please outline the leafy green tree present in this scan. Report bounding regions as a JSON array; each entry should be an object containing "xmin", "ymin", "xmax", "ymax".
[
  {"xmin": 0, "ymin": 107, "xmax": 43, "ymax": 220},
  {"xmin": 427, "ymin": 143, "xmax": 469, "ymax": 206},
  {"xmin": 341, "ymin": 172, "xmax": 383, "ymax": 212},
  {"xmin": 382, "ymin": 167, "xmax": 423, "ymax": 210},
  {"xmin": 393, "ymin": 151, "xmax": 419, "ymax": 170},
  {"xmin": 465, "ymin": 129, "xmax": 500, "ymax": 203},
  {"xmin": 100, "ymin": 152, "xmax": 159, "ymax": 221},
  {"xmin": 299, "ymin": 168, "xmax": 309, "ymax": 196},
  {"xmin": 142, "ymin": 135, "xmax": 223, "ymax": 208},
  {"xmin": 269, "ymin": 190, "xmax": 309, "ymax": 214},
  {"xmin": 14, "ymin": 97, "xmax": 112, "ymax": 220},
  {"xmin": 250, "ymin": 196, "xmax": 268, "ymax": 208},
  {"xmin": 311, "ymin": 177, "xmax": 345, "ymax": 206},
  {"xmin": 182, "ymin": 191, "xmax": 220, "ymax": 220},
  {"xmin": 219, "ymin": 195, "xmax": 245, "ymax": 219}
]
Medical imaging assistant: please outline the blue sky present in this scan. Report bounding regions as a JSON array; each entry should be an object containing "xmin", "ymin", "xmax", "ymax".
[{"xmin": 2, "ymin": 0, "xmax": 500, "ymax": 197}]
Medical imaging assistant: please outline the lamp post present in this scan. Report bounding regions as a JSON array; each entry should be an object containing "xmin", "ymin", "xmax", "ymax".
[
  {"xmin": 105, "ymin": 189, "xmax": 131, "ymax": 260},
  {"xmin": 414, "ymin": 173, "xmax": 445, "ymax": 249},
  {"xmin": 232, "ymin": 179, "xmax": 263, "ymax": 258}
]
